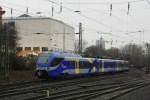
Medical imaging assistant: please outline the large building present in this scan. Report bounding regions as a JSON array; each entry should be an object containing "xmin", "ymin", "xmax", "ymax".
[
  {"xmin": 96, "ymin": 37, "xmax": 105, "ymax": 49},
  {"xmin": 3, "ymin": 15, "xmax": 75, "ymax": 56}
]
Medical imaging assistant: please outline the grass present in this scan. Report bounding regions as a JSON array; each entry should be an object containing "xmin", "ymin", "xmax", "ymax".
[{"xmin": 0, "ymin": 70, "xmax": 38, "ymax": 86}]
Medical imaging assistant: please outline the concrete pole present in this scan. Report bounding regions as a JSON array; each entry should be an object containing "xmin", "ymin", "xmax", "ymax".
[{"xmin": 79, "ymin": 22, "xmax": 82, "ymax": 54}]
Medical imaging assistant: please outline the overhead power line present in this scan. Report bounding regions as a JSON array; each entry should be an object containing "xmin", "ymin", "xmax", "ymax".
[
  {"xmin": 45, "ymin": 0, "xmax": 123, "ymax": 32},
  {"xmin": 63, "ymin": 0, "xmax": 144, "ymax": 5}
]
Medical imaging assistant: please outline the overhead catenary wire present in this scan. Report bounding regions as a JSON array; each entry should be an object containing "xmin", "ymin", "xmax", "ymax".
[
  {"xmin": 81, "ymin": 6, "xmax": 145, "ymax": 38},
  {"xmin": 63, "ymin": 0, "xmax": 144, "ymax": 5},
  {"xmin": 0, "ymin": 2, "xmax": 78, "ymax": 27},
  {"xmin": 45, "ymin": 0, "xmax": 124, "ymax": 32}
]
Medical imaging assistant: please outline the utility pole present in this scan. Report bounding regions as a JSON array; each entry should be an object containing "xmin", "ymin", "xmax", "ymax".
[
  {"xmin": 75, "ymin": 22, "xmax": 82, "ymax": 54},
  {"xmin": 79, "ymin": 22, "xmax": 82, "ymax": 54}
]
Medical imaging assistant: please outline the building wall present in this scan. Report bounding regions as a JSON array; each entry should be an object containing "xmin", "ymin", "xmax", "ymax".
[
  {"xmin": 96, "ymin": 37, "xmax": 105, "ymax": 49},
  {"xmin": 3, "ymin": 17, "xmax": 75, "ymax": 55}
]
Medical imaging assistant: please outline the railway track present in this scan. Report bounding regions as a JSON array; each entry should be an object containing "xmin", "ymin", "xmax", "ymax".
[
  {"xmin": 0, "ymin": 71, "xmax": 147, "ymax": 100},
  {"xmin": 0, "ymin": 73, "xmax": 131, "ymax": 99},
  {"xmin": 25, "ymin": 79, "xmax": 150, "ymax": 100}
]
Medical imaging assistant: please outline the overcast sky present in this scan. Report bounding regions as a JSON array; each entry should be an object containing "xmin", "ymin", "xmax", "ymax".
[{"xmin": 1, "ymin": 0, "xmax": 150, "ymax": 48}]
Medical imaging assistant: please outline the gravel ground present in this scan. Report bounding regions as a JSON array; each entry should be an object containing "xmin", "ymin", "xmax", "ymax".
[
  {"xmin": 0, "ymin": 67, "xmax": 150, "ymax": 100},
  {"xmin": 115, "ymin": 85, "xmax": 150, "ymax": 100},
  {"xmin": 109, "ymin": 67, "xmax": 150, "ymax": 100}
]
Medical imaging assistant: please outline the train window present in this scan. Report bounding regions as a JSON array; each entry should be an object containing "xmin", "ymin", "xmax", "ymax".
[
  {"xmin": 51, "ymin": 58, "xmax": 64, "ymax": 67},
  {"xmin": 79, "ymin": 61, "xmax": 92, "ymax": 69},
  {"xmin": 118, "ymin": 62, "xmax": 124, "ymax": 67},
  {"xmin": 37, "ymin": 53, "xmax": 50, "ymax": 63},
  {"xmin": 104, "ymin": 62, "xmax": 115, "ymax": 68},
  {"xmin": 62, "ymin": 60, "xmax": 75, "ymax": 67}
]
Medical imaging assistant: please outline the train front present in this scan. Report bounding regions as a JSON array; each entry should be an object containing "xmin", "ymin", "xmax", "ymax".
[{"xmin": 35, "ymin": 52, "xmax": 51, "ymax": 78}]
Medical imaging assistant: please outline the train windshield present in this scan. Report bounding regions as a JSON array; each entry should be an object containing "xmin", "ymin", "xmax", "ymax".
[
  {"xmin": 51, "ymin": 58, "xmax": 64, "ymax": 67},
  {"xmin": 37, "ymin": 53, "xmax": 51, "ymax": 63}
]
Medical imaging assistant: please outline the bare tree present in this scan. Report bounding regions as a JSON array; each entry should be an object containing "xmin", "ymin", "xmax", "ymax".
[
  {"xmin": 121, "ymin": 44, "xmax": 144, "ymax": 67},
  {"xmin": 0, "ymin": 21, "xmax": 18, "ymax": 77},
  {"xmin": 145, "ymin": 43, "xmax": 150, "ymax": 67},
  {"xmin": 83, "ymin": 45, "xmax": 105, "ymax": 58},
  {"xmin": 105, "ymin": 47, "xmax": 120, "ymax": 59}
]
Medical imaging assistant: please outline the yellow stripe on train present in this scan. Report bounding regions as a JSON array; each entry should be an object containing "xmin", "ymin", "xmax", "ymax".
[
  {"xmin": 75, "ymin": 68, "xmax": 80, "ymax": 74},
  {"xmin": 93, "ymin": 66, "xmax": 96, "ymax": 73},
  {"xmin": 87, "ymin": 58, "xmax": 93, "ymax": 63},
  {"xmin": 75, "ymin": 60, "xmax": 80, "ymax": 74},
  {"xmin": 101, "ymin": 61, "xmax": 105, "ymax": 73}
]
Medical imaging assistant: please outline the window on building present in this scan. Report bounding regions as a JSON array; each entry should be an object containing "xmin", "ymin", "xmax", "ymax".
[
  {"xmin": 16, "ymin": 47, "xmax": 23, "ymax": 52},
  {"xmin": 42, "ymin": 47, "xmax": 48, "ymax": 51},
  {"xmin": 25, "ymin": 47, "xmax": 31, "ymax": 51},
  {"xmin": 33, "ymin": 47, "xmax": 40, "ymax": 51}
]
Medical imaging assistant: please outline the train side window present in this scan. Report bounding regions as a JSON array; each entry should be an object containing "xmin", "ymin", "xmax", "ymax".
[
  {"xmin": 79, "ymin": 61, "xmax": 92, "ymax": 69},
  {"xmin": 104, "ymin": 62, "xmax": 115, "ymax": 68},
  {"xmin": 118, "ymin": 62, "xmax": 123, "ymax": 67},
  {"xmin": 51, "ymin": 58, "xmax": 64, "ymax": 67}
]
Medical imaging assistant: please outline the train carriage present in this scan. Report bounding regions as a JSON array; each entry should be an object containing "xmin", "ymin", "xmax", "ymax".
[
  {"xmin": 36, "ymin": 51, "xmax": 82, "ymax": 78},
  {"xmin": 35, "ymin": 51, "xmax": 129, "ymax": 78},
  {"xmin": 44, "ymin": 57, "xmax": 97, "ymax": 78},
  {"xmin": 97, "ymin": 59, "xmax": 129, "ymax": 73}
]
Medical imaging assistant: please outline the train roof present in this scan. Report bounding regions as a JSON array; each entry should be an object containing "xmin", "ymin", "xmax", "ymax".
[
  {"xmin": 39, "ymin": 51, "xmax": 82, "ymax": 58},
  {"xmin": 64, "ymin": 57, "xmax": 128, "ymax": 62},
  {"xmin": 64, "ymin": 57, "xmax": 95, "ymax": 63},
  {"xmin": 99, "ymin": 59, "xmax": 128, "ymax": 62}
]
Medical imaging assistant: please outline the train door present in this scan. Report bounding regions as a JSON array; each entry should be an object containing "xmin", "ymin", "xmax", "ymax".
[
  {"xmin": 101, "ymin": 60, "xmax": 105, "ymax": 73},
  {"xmin": 97, "ymin": 60, "xmax": 103, "ymax": 73}
]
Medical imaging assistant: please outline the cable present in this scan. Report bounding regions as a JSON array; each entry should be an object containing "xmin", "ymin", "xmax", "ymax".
[
  {"xmin": 0, "ymin": 4, "xmax": 35, "ymax": 16},
  {"xmin": 63, "ymin": 0, "xmax": 144, "ymax": 5},
  {"xmin": 45, "ymin": 0, "xmax": 123, "ymax": 32},
  {"xmin": 3, "ymin": 0, "xmax": 81, "ymax": 27}
]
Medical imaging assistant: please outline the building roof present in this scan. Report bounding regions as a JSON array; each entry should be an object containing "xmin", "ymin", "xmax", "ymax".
[
  {"xmin": 3, "ymin": 15, "xmax": 74, "ymax": 29},
  {"xmin": 19, "ymin": 14, "xmax": 32, "ymax": 17}
]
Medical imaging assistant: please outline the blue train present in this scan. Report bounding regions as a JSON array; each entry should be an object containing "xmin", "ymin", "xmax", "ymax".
[{"xmin": 35, "ymin": 51, "xmax": 129, "ymax": 78}]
